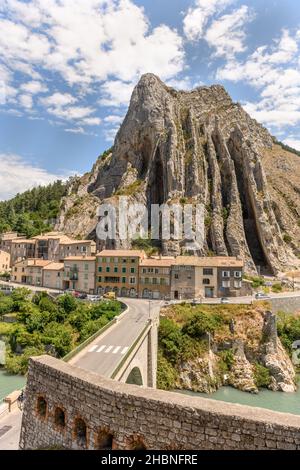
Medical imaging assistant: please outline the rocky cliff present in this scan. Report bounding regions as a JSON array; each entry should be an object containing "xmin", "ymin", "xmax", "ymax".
[
  {"xmin": 160, "ymin": 304, "xmax": 297, "ymax": 395},
  {"xmin": 56, "ymin": 74, "xmax": 300, "ymax": 274}
]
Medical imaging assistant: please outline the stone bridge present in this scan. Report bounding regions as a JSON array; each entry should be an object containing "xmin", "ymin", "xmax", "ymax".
[
  {"xmin": 20, "ymin": 355, "xmax": 300, "ymax": 450},
  {"xmin": 69, "ymin": 298, "xmax": 160, "ymax": 388}
]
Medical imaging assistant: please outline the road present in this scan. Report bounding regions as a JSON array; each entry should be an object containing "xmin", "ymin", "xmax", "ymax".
[
  {"xmin": 0, "ymin": 280, "xmax": 61, "ymax": 295},
  {"xmin": 70, "ymin": 298, "xmax": 162, "ymax": 378},
  {"xmin": 0, "ymin": 408, "xmax": 22, "ymax": 450}
]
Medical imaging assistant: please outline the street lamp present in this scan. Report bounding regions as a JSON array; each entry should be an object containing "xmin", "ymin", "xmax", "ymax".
[{"xmin": 148, "ymin": 299, "xmax": 151, "ymax": 321}]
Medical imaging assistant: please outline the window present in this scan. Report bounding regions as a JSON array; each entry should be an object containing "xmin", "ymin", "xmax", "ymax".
[
  {"xmin": 145, "ymin": 278, "xmax": 149, "ymax": 284},
  {"xmin": 122, "ymin": 258, "xmax": 127, "ymax": 263},
  {"xmin": 152, "ymin": 278, "xmax": 157, "ymax": 284},
  {"xmin": 234, "ymin": 271, "xmax": 242, "ymax": 278},
  {"xmin": 160, "ymin": 278, "xmax": 165, "ymax": 285},
  {"xmin": 97, "ymin": 429, "xmax": 114, "ymax": 450},
  {"xmin": 122, "ymin": 267, "xmax": 126, "ymax": 273},
  {"xmin": 130, "ymin": 267, "xmax": 135, "ymax": 273},
  {"xmin": 98, "ymin": 276, "xmax": 102, "ymax": 282},
  {"xmin": 84, "ymin": 264, "xmax": 89, "ymax": 270},
  {"xmin": 155, "ymin": 268, "xmax": 159, "ymax": 274},
  {"xmin": 84, "ymin": 273, "xmax": 88, "ymax": 280},
  {"xmin": 74, "ymin": 418, "xmax": 87, "ymax": 446},
  {"xmin": 234, "ymin": 280, "xmax": 242, "ymax": 288},
  {"xmin": 54, "ymin": 407, "xmax": 66, "ymax": 428},
  {"xmin": 142, "ymin": 268, "xmax": 147, "ymax": 274},
  {"xmin": 37, "ymin": 396, "xmax": 47, "ymax": 418},
  {"xmin": 98, "ymin": 266, "xmax": 102, "ymax": 272},
  {"xmin": 203, "ymin": 278, "xmax": 210, "ymax": 285},
  {"xmin": 203, "ymin": 268, "xmax": 213, "ymax": 276},
  {"xmin": 174, "ymin": 274, "xmax": 179, "ymax": 280},
  {"xmin": 222, "ymin": 271, "xmax": 230, "ymax": 278},
  {"xmin": 130, "ymin": 277, "xmax": 136, "ymax": 284},
  {"xmin": 222, "ymin": 280, "xmax": 230, "ymax": 288},
  {"xmin": 106, "ymin": 267, "xmax": 110, "ymax": 273},
  {"xmin": 131, "ymin": 258, "xmax": 136, "ymax": 263},
  {"xmin": 84, "ymin": 282, "xmax": 88, "ymax": 289},
  {"xmin": 122, "ymin": 277, "xmax": 126, "ymax": 283},
  {"xmin": 114, "ymin": 257, "xmax": 119, "ymax": 263},
  {"xmin": 102, "ymin": 257, "xmax": 106, "ymax": 262},
  {"xmin": 114, "ymin": 267, "xmax": 118, "ymax": 273}
]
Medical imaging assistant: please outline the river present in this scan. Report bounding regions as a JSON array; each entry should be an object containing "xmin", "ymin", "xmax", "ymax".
[
  {"xmin": 0, "ymin": 369, "xmax": 26, "ymax": 402},
  {"xmin": 179, "ymin": 382, "xmax": 300, "ymax": 416}
]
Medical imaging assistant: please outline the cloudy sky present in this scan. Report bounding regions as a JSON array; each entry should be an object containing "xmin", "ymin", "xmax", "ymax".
[{"xmin": 0, "ymin": 0, "xmax": 299, "ymax": 200}]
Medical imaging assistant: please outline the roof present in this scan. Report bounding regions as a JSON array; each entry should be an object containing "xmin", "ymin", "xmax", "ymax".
[
  {"xmin": 14, "ymin": 259, "xmax": 52, "ymax": 267},
  {"xmin": 140, "ymin": 257, "xmax": 175, "ymax": 267},
  {"xmin": 64, "ymin": 256, "xmax": 96, "ymax": 261},
  {"xmin": 97, "ymin": 250, "xmax": 146, "ymax": 258},
  {"xmin": 174, "ymin": 256, "xmax": 244, "ymax": 268},
  {"xmin": 60, "ymin": 239, "xmax": 96, "ymax": 245},
  {"xmin": 11, "ymin": 239, "xmax": 36, "ymax": 244},
  {"xmin": 43, "ymin": 262, "xmax": 64, "ymax": 271}
]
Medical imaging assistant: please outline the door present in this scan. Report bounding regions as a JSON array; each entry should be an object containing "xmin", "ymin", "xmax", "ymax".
[{"xmin": 205, "ymin": 287, "xmax": 214, "ymax": 298}]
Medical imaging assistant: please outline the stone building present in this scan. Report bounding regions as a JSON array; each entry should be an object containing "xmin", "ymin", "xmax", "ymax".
[
  {"xmin": 42, "ymin": 262, "xmax": 64, "ymax": 290},
  {"xmin": 170, "ymin": 256, "xmax": 244, "ymax": 299},
  {"xmin": 63, "ymin": 256, "xmax": 96, "ymax": 294},
  {"xmin": 10, "ymin": 239, "xmax": 36, "ymax": 266},
  {"xmin": 0, "ymin": 250, "xmax": 11, "ymax": 273},
  {"xmin": 58, "ymin": 240, "xmax": 96, "ymax": 260},
  {"xmin": 96, "ymin": 250, "xmax": 146, "ymax": 297},
  {"xmin": 138, "ymin": 257, "xmax": 174, "ymax": 299},
  {"xmin": 12, "ymin": 259, "xmax": 52, "ymax": 286}
]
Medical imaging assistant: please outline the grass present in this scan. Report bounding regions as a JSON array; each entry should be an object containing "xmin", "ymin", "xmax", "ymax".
[{"xmin": 115, "ymin": 180, "xmax": 143, "ymax": 196}]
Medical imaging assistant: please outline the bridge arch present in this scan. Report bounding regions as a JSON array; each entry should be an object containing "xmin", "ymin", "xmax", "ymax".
[{"xmin": 125, "ymin": 367, "xmax": 143, "ymax": 386}]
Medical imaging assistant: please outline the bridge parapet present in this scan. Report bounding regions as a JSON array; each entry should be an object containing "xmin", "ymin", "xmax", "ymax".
[{"xmin": 20, "ymin": 355, "xmax": 300, "ymax": 450}]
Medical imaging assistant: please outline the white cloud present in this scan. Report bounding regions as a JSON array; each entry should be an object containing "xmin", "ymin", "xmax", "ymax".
[
  {"xmin": 99, "ymin": 80, "xmax": 135, "ymax": 107},
  {"xmin": 47, "ymin": 105, "xmax": 96, "ymax": 121},
  {"xmin": 205, "ymin": 5, "xmax": 253, "ymax": 59},
  {"xmin": 20, "ymin": 80, "xmax": 48, "ymax": 94},
  {"xmin": 283, "ymin": 138, "xmax": 300, "ymax": 151},
  {"xmin": 19, "ymin": 94, "xmax": 33, "ymax": 109},
  {"xmin": 64, "ymin": 127, "xmax": 85, "ymax": 134},
  {"xmin": 80, "ymin": 116, "xmax": 101, "ymax": 126},
  {"xmin": 103, "ymin": 127, "xmax": 119, "ymax": 142},
  {"xmin": 0, "ymin": 153, "xmax": 69, "ymax": 200},
  {"xmin": 217, "ymin": 29, "xmax": 300, "ymax": 129},
  {"xmin": 103, "ymin": 115, "xmax": 124, "ymax": 124},
  {"xmin": 183, "ymin": 0, "xmax": 234, "ymax": 41},
  {"xmin": 40, "ymin": 92, "xmax": 77, "ymax": 108}
]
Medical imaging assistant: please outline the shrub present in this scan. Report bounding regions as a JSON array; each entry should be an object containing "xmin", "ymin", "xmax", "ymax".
[
  {"xmin": 253, "ymin": 363, "xmax": 271, "ymax": 388},
  {"xmin": 156, "ymin": 352, "xmax": 177, "ymax": 390},
  {"xmin": 158, "ymin": 317, "xmax": 183, "ymax": 365},
  {"xmin": 272, "ymin": 283, "xmax": 282, "ymax": 293},
  {"xmin": 283, "ymin": 234, "xmax": 292, "ymax": 244},
  {"xmin": 181, "ymin": 311, "xmax": 224, "ymax": 338}
]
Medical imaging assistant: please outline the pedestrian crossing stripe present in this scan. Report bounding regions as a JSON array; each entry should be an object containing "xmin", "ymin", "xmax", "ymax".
[{"xmin": 88, "ymin": 344, "xmax": 130, "ymax": 355}]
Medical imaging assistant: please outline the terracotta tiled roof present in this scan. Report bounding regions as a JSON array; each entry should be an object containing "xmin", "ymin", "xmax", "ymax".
[
  {"xmin": 96, "ymin": 250, "xmax": 146, "ymax": 258},
  {"xmin": 174, "ymin": 256, "xmax": 244, "ymax": 268},
  {"xmin": 64, "ymin": 256, "xmax": 96, "ymax": 261},
  {"xmin": 43, "ymin": 262, "xmax": 64, "ymax": 271},
  {"xmin": 140, "ymin": 257, "xmax": 175, "ymax": 267}
]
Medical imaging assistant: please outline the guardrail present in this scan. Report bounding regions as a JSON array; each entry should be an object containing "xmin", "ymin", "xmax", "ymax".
[
  {"xmin": 110, "ymin": 320, "xmax": 151, "ymax": 380},
  {"xmin": 63, "ymin": 301, "xmax": 128, "ymax": 362}
]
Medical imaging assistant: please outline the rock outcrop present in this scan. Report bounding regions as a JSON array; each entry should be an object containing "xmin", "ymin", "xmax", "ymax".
[{"xmin": 56, "ymin": 73, "xmax": 300, "ymax": 274}]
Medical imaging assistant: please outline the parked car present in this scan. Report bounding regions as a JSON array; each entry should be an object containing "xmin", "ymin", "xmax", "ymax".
[
  {"xmin": 191, "ymin": 298, "xmax": 202, "ymax": 306},
  {"xmin": 220, "ymin": 297, "xmax": 230, "ymax": 304},
  {"xmin": 255, "ymin": 292, "xmax": 271, "ymax": 300},
  {"xmin": 103, "ymin": 291, "xmax": 116, "ymax": 300},
  {"xmin": 87, "ymin": 294, "xmax": 102, "ymax": 302}
]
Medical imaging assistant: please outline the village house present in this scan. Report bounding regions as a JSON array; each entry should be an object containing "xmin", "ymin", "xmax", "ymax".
[
  {"xmin": 138, "ymin": 257, "xmax": 174, "ymax": 299},
  {"xmin": 42, "ymin": 262, "xmax": 64, "ymax": 291},
  {"xmin": 58, "ymin": 239, "xmax": 96, "ymax": 260},
  {"xmin": 96, "ymin": 250, "xmax": 146, "ymax": 297},
  {"xmin": 170, "ymin": 256, "xmax": 244, "ymax": 300},
  {"xmin": 63, "ymin": 256, "xmax": 96, "ymax": 294},
  {"xmin": 12, "ymin": 259, "xmax": 52, "ymax": 286},
  {"xmin": 0, "ymin": 250, "xmax": 11, "ymax": 273}
]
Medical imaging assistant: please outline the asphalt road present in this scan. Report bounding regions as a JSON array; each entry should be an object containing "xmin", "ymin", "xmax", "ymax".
[{"xmin": 70, "ymin": 298, "xmax": 162, "ymax": 378}]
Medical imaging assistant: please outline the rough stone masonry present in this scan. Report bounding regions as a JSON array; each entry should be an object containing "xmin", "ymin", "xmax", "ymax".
[{"xmin": 20, "ymin": 355, "xmax": 300, "ymax": 450}]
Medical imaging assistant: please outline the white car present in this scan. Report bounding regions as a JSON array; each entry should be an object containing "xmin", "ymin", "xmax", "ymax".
[
  {"xmin": 220, "ymin": 297, "xmax": 230, "ymax": 304},
  {"xmin": 87, "ymin": 294, "xmax": 102, "ymax": 302},
  {"xmin": 255, "ymin": 292, "xmax": 271, "ymax": 300}
]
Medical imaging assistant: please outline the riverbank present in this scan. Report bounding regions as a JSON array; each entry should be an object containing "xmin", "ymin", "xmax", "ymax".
[{"xmin": 178, "ymin": 380, "xmax": 300, "ymax": 416}]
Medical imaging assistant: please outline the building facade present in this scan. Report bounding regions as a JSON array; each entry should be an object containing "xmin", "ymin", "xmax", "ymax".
[
  {"xmin": 96, "ymin": 250, "xmax": 146, "ymax": 297},
  {"xmin": 43, "ymin": 263, "xmax": 64, "ymax": 290},
  {"xmin": 58, "ymin": 240, "xmax": 96, "ymax": 260},
  {"xmin": 0, "ymin": 250, "xmax": 11, "ymax": 273},
  {"xmin": 63, "ymin": 256, "xmax": 96, "ymax": 294},
  {"xmin": 12, "ymin": 259, "xmax": 52, "ymax": 286},
  {"xmin": 138, "ymin": 257, "xmax": 174, "ymax": 299},
  {"xmin": 171, "ymin": 256, "xmax": 244, "ymax": 299}
]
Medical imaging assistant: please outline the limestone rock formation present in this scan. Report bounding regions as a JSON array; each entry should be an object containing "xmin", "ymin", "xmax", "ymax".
[{"xmin": 56, "ymin": 74, "xmax": 300, "ymax": 274}]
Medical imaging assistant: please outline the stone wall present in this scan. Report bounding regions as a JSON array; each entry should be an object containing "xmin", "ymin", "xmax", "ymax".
[
  {"xmin": 20, "ymin": 355, "xmax": 300, "ymax": 450},
  {"xmin": 270, "ymin": 295, "xmax": 300, "ymax": 314}
]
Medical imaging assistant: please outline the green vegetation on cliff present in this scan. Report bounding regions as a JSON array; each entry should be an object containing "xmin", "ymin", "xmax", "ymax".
[
  {"xmin": 0, "ymin": 180, "xmax": 68, "ymax": 237},
  {"xmin": 0, "ymin": 289, "xmax": 121, "ymax": 374}
]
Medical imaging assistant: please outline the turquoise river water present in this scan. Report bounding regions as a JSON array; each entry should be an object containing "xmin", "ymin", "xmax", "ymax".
[{"xmin": 0, "ymin": 369, "xmax": 26, "ymax": 402}]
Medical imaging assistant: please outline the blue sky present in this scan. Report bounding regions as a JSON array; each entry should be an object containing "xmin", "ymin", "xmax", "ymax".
[{"xmin": 0, "ymin": 0, "xmax": 299, "ymax": 200}]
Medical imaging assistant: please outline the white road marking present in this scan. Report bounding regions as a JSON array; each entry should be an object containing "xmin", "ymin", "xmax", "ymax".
[
  {"xmin": 97, "ymin": 345, "xmax": 106, "ymax": 353},
  {"xmin": 88, "ymin": 345, "xmax": 98, "ymax": 352},
  {"xmin": 121, "ymin": 347, "xmax": 129, "ymax": 355},
  {"xmin": 112, "ymin": 346, "xmax": 121, "ymax": 354},
  {"xmin": 104, "ymin": 346, "xmax": 113, "ymax": 353}
]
